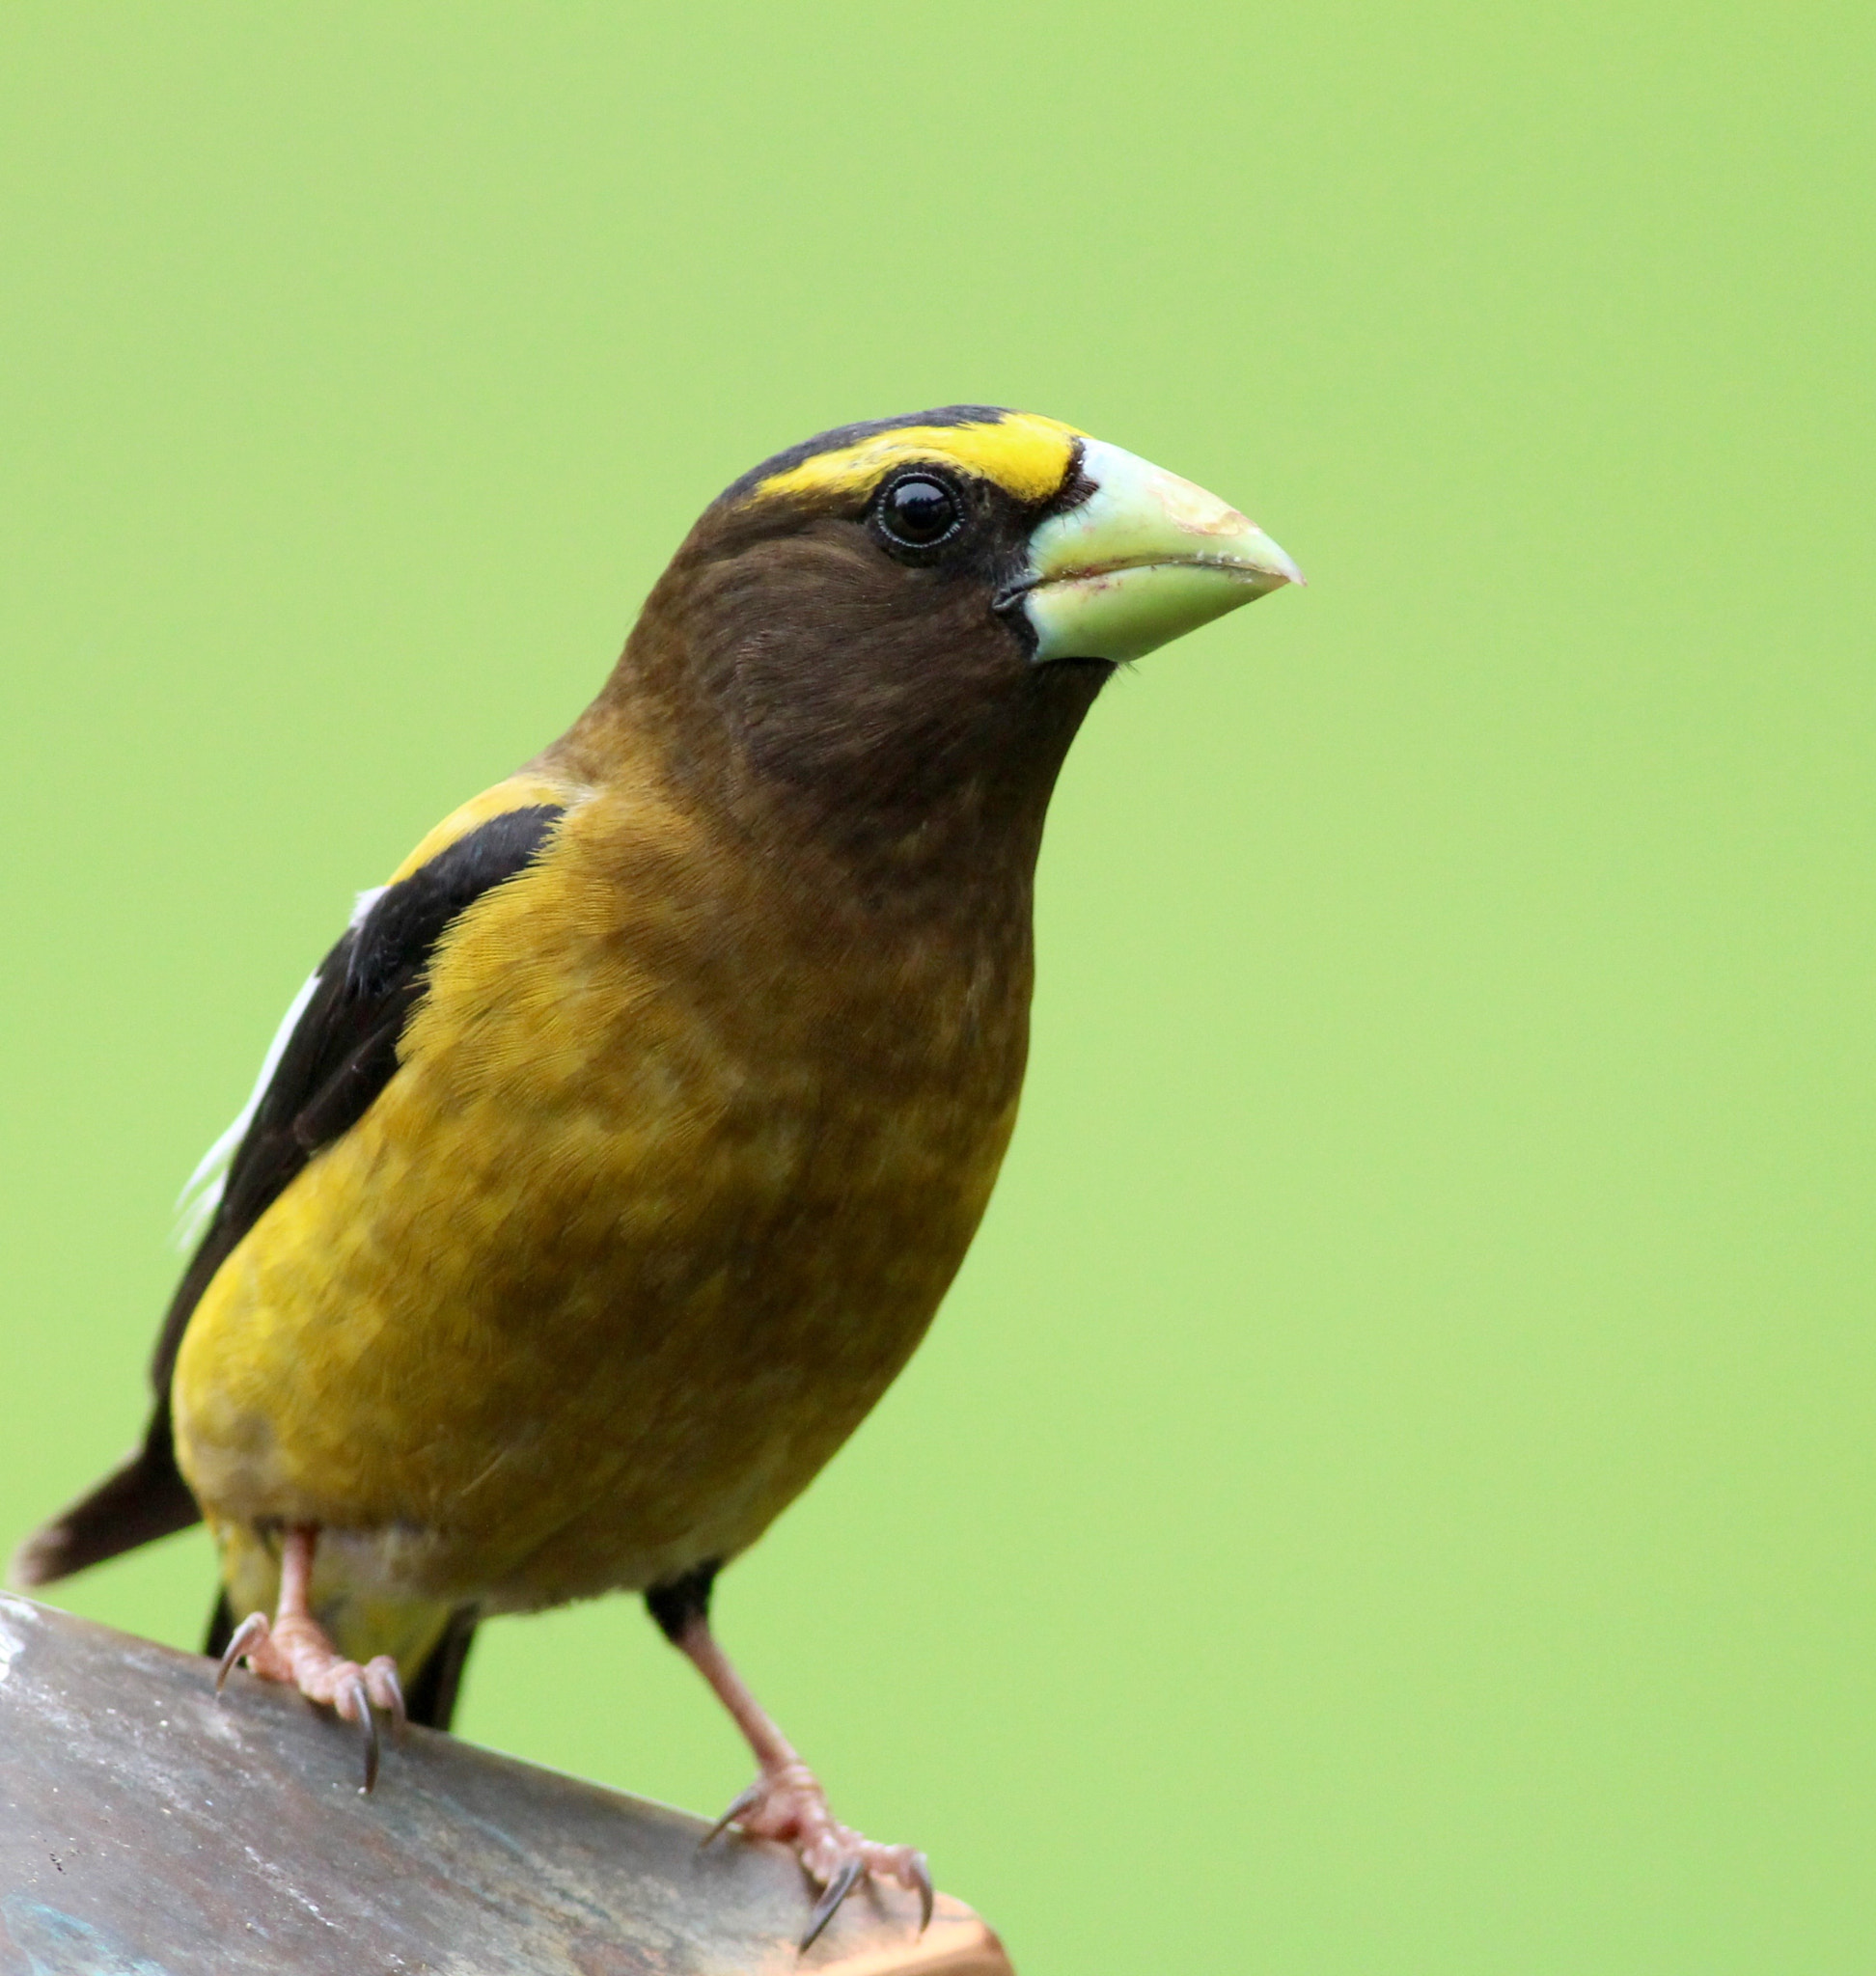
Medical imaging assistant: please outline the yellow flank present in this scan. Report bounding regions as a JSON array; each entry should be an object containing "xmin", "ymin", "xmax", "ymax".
[
  {"xmin": 170, "ymin": 773, "xmax": 1026, "ymax": 1623},
  {"xmin": 752, "ymin": 411, "xmax": 1082, "ymax": 508},
  {"xmin": 386, "ymin": 770, "xmax": 584, "ymax": 884}
]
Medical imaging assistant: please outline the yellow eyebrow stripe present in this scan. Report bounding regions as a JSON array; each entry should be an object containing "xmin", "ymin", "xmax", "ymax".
[{"xmin": 752, "ymin": 412, "xmax": 1083, "ymax": 508}]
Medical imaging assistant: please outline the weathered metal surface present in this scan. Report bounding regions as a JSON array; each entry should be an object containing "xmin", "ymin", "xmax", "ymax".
[{"xmin": 0, "ymin": 1597, "xmax": 1009, "ymax": 1976}]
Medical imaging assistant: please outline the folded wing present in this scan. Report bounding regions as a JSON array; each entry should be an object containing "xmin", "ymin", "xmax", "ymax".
[{"xmin": 12, "ymin": 802, "xmax": 566, "ymax": 1589}]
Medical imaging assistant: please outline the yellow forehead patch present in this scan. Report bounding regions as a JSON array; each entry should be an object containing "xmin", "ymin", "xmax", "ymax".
[{"xmin": 753, "ymin": 412, "xmax": 1083, "ymax": 508}]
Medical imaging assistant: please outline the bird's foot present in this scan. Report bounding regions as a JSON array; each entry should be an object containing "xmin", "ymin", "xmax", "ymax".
[
  {"xmin": 704, "ymin": 1760, "xmax": 933, "ymax": 1950},
  {"xmin": 216, "ymin": 1609, "xmax": 405, "ymax": 1792}
]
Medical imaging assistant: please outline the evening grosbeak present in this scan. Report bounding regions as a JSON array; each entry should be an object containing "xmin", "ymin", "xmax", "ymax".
[{"xmin": 16, "ymin": 407, "xmax": 1300, "ymax": 1946}]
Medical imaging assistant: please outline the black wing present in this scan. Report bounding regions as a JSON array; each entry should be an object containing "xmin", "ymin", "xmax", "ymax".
[{"xmin": 13, "ymin": 805, "xmax": 566, "ymax": 1588}]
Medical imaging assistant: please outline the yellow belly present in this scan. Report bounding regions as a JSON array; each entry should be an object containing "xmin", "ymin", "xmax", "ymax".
[{"xmin": 172, "ymin": 788, "xmax": 1024, "ymax": 1618}]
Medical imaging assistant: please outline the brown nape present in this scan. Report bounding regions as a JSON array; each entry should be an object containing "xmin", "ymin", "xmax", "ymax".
[{"xmin": 552, "ymin": 480, "xmax": 1113, "ymax": 911}]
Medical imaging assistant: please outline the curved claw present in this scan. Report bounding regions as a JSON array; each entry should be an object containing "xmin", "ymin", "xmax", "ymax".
[
  {"xmin": 214, "ymin": 1612, "xmax": 269, "ymax": 1695},
  {"xmin": 370, "ymin": 1658, "xmax": 407, "ymax": 1743},
  {"xmin": 799, "ymin": 1857, "xmax": 864, "ymax": 1954},
  {"xmin": 906, "ymin": 1852, "xmax": 934, "ymax": 1934},
  {"xmin": 701, "ymin": 1779, "xmax": 764, "ymax": 1850},
  {"xmin": 341, "ymin": 1674, "xmax": 379, "ymax": 1794}
]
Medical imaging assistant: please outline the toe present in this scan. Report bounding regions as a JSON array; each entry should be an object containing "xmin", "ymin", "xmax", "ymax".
[
  {"xmin": 903, "ymin": 1851, "xmax": 934, "ymax": 1933},
  {"xmin": 207, "ymin": 1606, "xmax": 405, "ymax": 1794},
  {"xmin": 364, "ymin": 1657, "xmax": 406, "ymax": 1741},
  {"xmin": 214, "ymin": 1612, "xmax": 271, "ymax": 1693},
  {"xmin": 799, "ymin": 1858, "xmax": 864, "ymax": 1953},
  {"xmin": 337, "ymin": 1674, "xmax": 380, "ymax": 1793},
  {"xmin": 702, "ymin": 1779, "xmax": 765, "ymax": 1849},
  {"xmin": 700, "ymin": 1764, "xmax": 930, "ymax": 1944}
]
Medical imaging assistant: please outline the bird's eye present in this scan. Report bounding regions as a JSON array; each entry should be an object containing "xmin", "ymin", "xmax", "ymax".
[{"xmin": 877, "ymin": 475, "xmax": 963, "ymax": 551}]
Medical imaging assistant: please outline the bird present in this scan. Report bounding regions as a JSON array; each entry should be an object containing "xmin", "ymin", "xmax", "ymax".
[{"xmin": 14, "ymin": 406, "xmax": 1300, "ymax": 1947}]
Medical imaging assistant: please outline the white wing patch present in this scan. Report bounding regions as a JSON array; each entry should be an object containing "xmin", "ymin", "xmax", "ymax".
[{"xmin": 171, "ymin": 886, "xmax": 389, "ymax": 1252}]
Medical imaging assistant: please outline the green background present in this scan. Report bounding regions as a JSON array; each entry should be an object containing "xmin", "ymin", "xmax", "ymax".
[{"xmin": 2, "ymin": 6, "xmax": 1869, "ymax": 1970}]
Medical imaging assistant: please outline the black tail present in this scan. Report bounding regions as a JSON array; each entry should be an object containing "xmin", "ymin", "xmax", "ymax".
[
  {"xmin": 11, "ymin": 1411, "xmax": 201, "ymax": 1590},
  {"xmin": 204, "ymin": 1594, "xmax": 480, "ymax": 1733}
]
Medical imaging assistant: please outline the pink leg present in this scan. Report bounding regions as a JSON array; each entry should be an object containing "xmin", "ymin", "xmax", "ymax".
[
  {"xmin": 215, "ymin": 1524, "xmax": 405, "ymax": 1791},
  {"xmin": 676, "ymin": 1614, "xmax": 933, "ymax": 1950}
]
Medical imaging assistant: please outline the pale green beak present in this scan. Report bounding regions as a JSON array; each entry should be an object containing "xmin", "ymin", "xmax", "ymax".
[{"xmin": 1017, "ymin": 437, "xmax": 1303, "ymax": 663}]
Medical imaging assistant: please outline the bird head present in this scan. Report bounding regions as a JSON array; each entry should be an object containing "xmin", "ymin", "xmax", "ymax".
[{"xmin": 597, "ymin": 407, "xmax": 1301, "ymax": 866}]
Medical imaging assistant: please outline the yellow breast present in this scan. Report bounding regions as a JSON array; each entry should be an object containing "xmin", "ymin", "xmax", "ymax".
[{"xmin": 171, "ymin": 778, "xmax": 1027, "ymax": 1611}]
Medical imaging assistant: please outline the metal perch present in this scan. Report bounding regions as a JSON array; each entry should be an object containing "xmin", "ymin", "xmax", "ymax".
[{"xmin": 0, "ymin": 1596, "xmax": 1009, "ymax": 1975}]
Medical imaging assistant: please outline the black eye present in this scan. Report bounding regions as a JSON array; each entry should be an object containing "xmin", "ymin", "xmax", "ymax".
[{"xmin": 878, "ymin": 474, "xmax": 962, "ymax": 551}]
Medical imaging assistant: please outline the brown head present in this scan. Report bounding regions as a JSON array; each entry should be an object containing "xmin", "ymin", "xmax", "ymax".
[{"xmin": 562, "ymin": 406, "xmax": 1302, "ymax": 894}]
